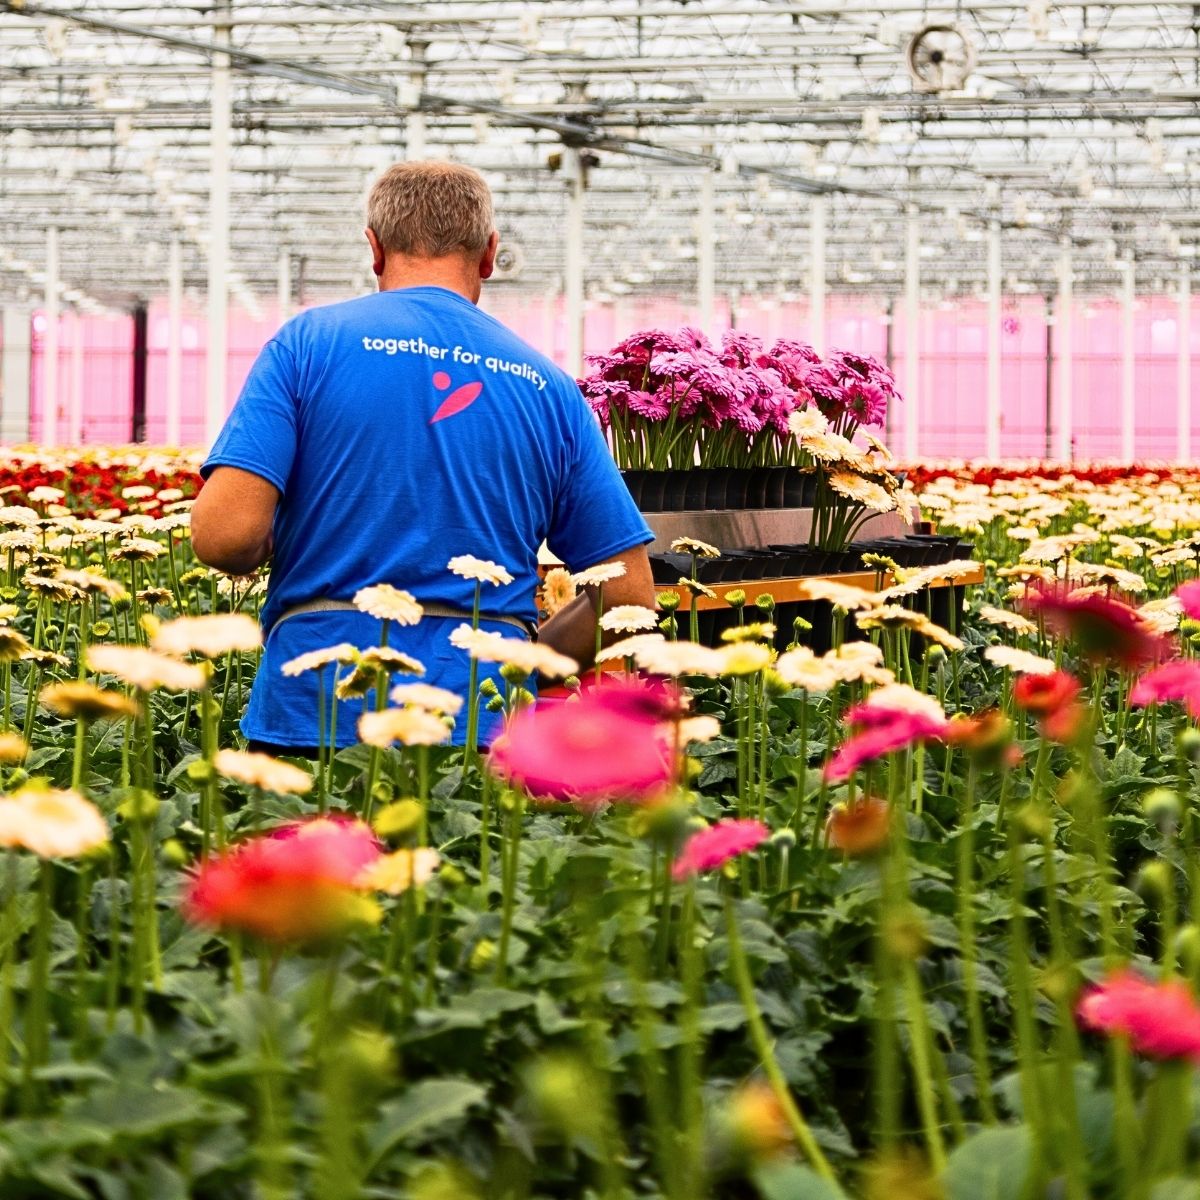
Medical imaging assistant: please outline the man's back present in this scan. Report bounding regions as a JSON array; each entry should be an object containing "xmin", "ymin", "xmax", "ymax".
[{"xmin": 203, "ymin": 284, "xmax": 651, "ymax": 746}]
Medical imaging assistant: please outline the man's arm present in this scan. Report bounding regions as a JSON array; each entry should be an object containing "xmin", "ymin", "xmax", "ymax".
[
  {"xmin": 538, "ymin": 543, "xmax": 655, "ymax": 672},
  {"xmin": 190, "ymin": 466, "xmax": 279, "ymax": 576}
]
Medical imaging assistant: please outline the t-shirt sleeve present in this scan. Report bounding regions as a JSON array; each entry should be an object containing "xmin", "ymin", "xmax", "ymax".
[
  {"xmin": 544, "ymin": 382, "xmax": 653, "ymax": 572},
  {"xmin": 200, "ymin": 337, "xmax": 300, "ymax": 493}
]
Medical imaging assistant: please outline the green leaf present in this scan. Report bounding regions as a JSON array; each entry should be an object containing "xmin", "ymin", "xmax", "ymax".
[
  {"xmin": 942, "ymin": 1126, "xmax": 1033, "ymax": 1200},
  {"xmin": 365, "ymin": 1079, "xmax": 487, "ymax": 1172},
  {"xmin": 64, "ymin": 1082, "xmax": 239, "ymax": 1140},
  {"xmin": 1152, "ymin": 1182, "xmax": 1200, "ymax": 1200},
  {"xmin": 752, "ymin": 1162, "xmax": 848, "ymax": 1200}
]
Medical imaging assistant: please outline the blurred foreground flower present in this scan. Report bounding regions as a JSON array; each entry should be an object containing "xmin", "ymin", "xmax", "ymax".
[
  {"xmin": 151, "ymin": 612, "xmax": 262, "ymax": 658},
  {"xmin": 0, "ymin": 786, "xmax": 109, "ymax": 858},
  {"xmin": 490, "ymin": 681, "xmax": 674, "ymax": 805},
  {"xmin": 87, "ymin": 644, "xmax": 207, "ymax": 692},
  {"xmin": 1130, "ymin": 659, "xmax": 1200, "ymax": 718},
  {"xmin": 1023, "ymin": 583, "xmax": 1169, "ymax": 668},
  {"xmin": 1013, "ymin": 670, "xmax": 1086, "ymax": 744},
  {"xmin": 824, "ymin": 686, "xmax": 948, "ymax": 783},
  {"xmin": 357, "ymin": 847, "xmax": 440, "ymax": 894},
  {"xmin": 825, "ymin": 796, "xmax": 891, "ymax": 856},
  {"xmin": 213, "ymin": 749, "xmax": 313, "ymax": 794},
  {"xmin": 672, "ymin": 817, "xmax": 770, "ymax": 879},
  {"xmin": 184, "ymin": 817, "xmax": 381, "ymax": 941},
  {"xmin": 1078, "ymin": 968, "xmax": 1200, "ymax": 1060}
]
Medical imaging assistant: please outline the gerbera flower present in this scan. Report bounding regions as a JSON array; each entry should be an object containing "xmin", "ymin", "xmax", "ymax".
[
  {"xmin": 40, "ymin": 682, "xmax": 139, "ymax": 722},
  {"xmin": 571, "ymin": 562, "xmax": 628, "ymax": 587},
  {"xmin": 448, "ymin": 625, "xmax": 577, "ymax": 679},
  {"xmin": 358, "ymin": 708, "xmax": 450, "ymax": 748},
  {"xmin": 824, "ymin": 693, "xmax": 949, "ymax": 783},
  {"xmin": 0, "ymin": 787, "xmax": 109, "ymax": 858},
  {"xmin": 632, "ymin": 639, "xmax": 726, "ymax": 678},
  {"xmin": 0, "ymin": 626, "xmax": 31, "ymax": 662},
  {"xmin": 183, "ymin": 817, "xmax": 381, "ymax": 942},
  {"xmin": 1130, "ymin": 659, "xmax": 1200, "ymax": 715},
  {"xmin": 599, "ymin": 605, "xmax": 659, "ymax": 634},
  {"xmin": 353, "ymin": 584, "xmax": 423, "ymax": 626},
  {"xmin": 213, "ymin": 749, "xmax": 313, "ymax": 794},
  {"xmin": 1078, "ymin": 969, "xmax": 1200, "ymax": 1061},
  {"xmin": 717, "ymin": 642, "xmax": 774, "ymax": 676},
  {"xmin": 281, "ymin": 643, "xmax": 359, "ymax": 677},
  {"xmin": 787, "ymin": 408, "xmax": 829, "ymax": 439},
  {"xmin": 359, "ymin": 647, "xmax": 426, "ymax": 676},
  {"xmin": 109, "ymin": 538, "xmax": 165, "ymax": 562},
  {"xmin": 0, "ymin": 734, "xmax": 27, "ymax": 765},
  {"xmin": 1023, "ymin": 583, "xmax": 1168, "ymax": 668},
  {"xmin": 87, "ymin": 644, "xmax": 208, "ymax": 692},
  {"xmin": 152, "ymin": 613, "xmax": 262, "ymax": 658},
  {"xmin": 356, "ymin": 847, "xmax": 440, "ymax": 895},
  {"xmin": 489, "ymin": 681, "xmax": 674, "ymax": 805},
  {"xmin": 596, "ymin": 633, "xmax": 667, "ymax": 664},
  {"xmin": 539, "ymin": 567, "xmax": 577, "ymax": 617},
  {"xmin": 826, "ymin": 796, "xmax": 891, "ymax": 856},
  {"xmin": 978, "ymin": 605, "xmax": 1038, "ymax": 636},
  {"xmin": 984, "ymin": 645, "xmax": 1058, "ymax": 675},
  {"xmin": 774, "ymin": 648, "xmax": 840, "ymax": 692},
  {"xmin": 389, "ymin": 682, "xmax": 464, "ymax": 715},
  {"xmin": 798, "ymin": 578, "xmax": 877, "ymax": 610},
  {"xmin": 672, "ymin": 818, "xmax": 770, "ymax": 880},
  {"xmin": 676, "ymin": 577, "xmax": 718, "ymax": 600},
  {"xmin": 669, "ymin": 537, "xmax": 720, "ymax": 558},
  {"xmin": 827, "ymin": 472, "xmax": 896, "ymax": 512},
  {"xmin": 447, "ymin": 555, "xmax": 514, "ymax": 586}
]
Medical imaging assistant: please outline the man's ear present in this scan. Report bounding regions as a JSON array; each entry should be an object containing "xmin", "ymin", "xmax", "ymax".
[
  {"xmin": 365, "ymin": 227, "xmax": 386, "ymax": 278},
  {"xmin": 478, "ymin": 230, "xmax": 500, "ymax": 281}
]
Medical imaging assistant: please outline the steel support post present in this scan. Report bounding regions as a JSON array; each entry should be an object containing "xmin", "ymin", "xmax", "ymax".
[
  {"xmin": 69, "ymin": 311, "xmax": 84, "ymax": 445},
  {"xmin": 563, "ymin": 147, "xmax": 585, "ymax": 376},
  {"xmin": 697, "ymin": 168, "xmax": 715, "ymax": 338},
  {"xmin": 1180, "ymin": 260, "xmax": 1192, "ymax": 462},
  {"xmin": 205, "ymin": 0, "xmax": 231, "ymax": 446},
  {"xmin": 903, "ymin": 204, "xmax": 920, "ymax": 461},
  {"xmin": 43, "ymin": 226, "xmax": 60, "ymax": 447},
  {"xmin": 809, "ymin": 193, "xmax": 827, "ymax": 356},
  {"xmin": 1121, "ymin": 256, "xmax": 1136, "ymax": 462},
  {"xmin": 1055, "ymin": 240, "xmax": 1073, "ymax": 462},
  {"xmin": 986, "ymin": 220, "xmax": 1002, "ymax": 459}
]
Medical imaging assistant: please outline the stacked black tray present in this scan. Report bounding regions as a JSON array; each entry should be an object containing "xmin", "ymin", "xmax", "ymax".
[{"xmin": 651, "ymin": 534, "xmax": 973, "ymax": 653}]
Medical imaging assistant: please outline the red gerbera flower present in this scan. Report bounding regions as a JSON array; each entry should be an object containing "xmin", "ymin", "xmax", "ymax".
[
  {"xmin": 1078, "ymin": 969, "xmax": 1200, "ymax": 1061},
  {"xmin": 1023, "ymin": 584, "xmax": 1169, "ymax": 668}
]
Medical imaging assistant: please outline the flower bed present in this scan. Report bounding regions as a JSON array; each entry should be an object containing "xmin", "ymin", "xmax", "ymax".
[{"xmin": 0, "ymin": 453, "xmax": 1194, "ymax": 1196}]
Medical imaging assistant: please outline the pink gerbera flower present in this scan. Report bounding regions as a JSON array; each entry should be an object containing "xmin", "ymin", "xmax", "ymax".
[
  {"xmin": 1176, "ymin": 579, "xmax": 1200, "ymax": 621},
  {"xmin": 1023, "ymin": 584, "xmax": 1170, "ymax": 668},
  {"xmin": 672, "ymin": 818, "xmax": 770, "ymax": 880},
  {"xmin": 1130, "ymin": 659, "xmax": 1200, "ymax": 717},
  {"xmin": 489, "ymin": 681, "xmax": 674, "ymax": 806},
  {"xmin": 823, "ymin": 703, "xmax": 948, "ymax": 783},
  {"xmin": 1078, "ymin": 969, "xmax": 1200, "ymax": 1060}
]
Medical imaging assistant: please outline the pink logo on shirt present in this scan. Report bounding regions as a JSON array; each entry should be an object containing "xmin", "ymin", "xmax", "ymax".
[{"xmin": 429, "ymin": 370, "xmax": 484, "ymax": 424}]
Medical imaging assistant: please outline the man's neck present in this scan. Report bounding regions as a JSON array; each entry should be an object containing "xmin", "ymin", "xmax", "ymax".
[{"xmin": 377, "ymin": 256, "xmax": 480, "ymax": 304}]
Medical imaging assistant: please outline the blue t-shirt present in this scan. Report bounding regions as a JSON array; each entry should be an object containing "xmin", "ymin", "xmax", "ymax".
[{"xmin": 202, "ymin": 286, "xmax": 652, "ymax": 747}]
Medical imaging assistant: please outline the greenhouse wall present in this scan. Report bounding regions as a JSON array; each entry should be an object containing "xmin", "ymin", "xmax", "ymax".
[{"xmin": 10, "ymin": 294, "xmax": 1200, "ymax": 460}]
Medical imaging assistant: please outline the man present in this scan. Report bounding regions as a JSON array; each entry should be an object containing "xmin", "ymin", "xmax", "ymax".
[{"xmin": 191, "ymin": 160, "xmax": 654, "ymax": 750}]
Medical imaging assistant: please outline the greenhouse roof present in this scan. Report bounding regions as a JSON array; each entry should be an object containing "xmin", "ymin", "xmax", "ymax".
[{"xmin": 2, "ymin": 0, "xmax": 1200, "ymax": 310}]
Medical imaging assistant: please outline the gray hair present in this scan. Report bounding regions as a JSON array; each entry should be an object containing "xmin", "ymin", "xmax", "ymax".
[{"xmin": 366, "ymin": 160, "xmax": 495, "ymax": 258}]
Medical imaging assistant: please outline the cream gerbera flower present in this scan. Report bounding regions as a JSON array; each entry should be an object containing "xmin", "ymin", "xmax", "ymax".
[
  {"xmin": 27, "ymin": 486, "xmax": 65, "ymax": 504},
  {"xmin": 389, "ymin": 682, "xmax": 464, "ymax": 716},
  {"xmin": 571, "ymin": 562, "xmax": 627, "ymax": 587},
  {"xmin": 109, "ymin": 537, "xmax": 165, "ymax": 562},
  {"xmin": 977, "ymin": 606, "xmax": 1038, "ymax": 635},
  {"xmin": 152, "ymin": 613, "xmax": 263, "ymax": 658},
  {"xmin": 0, "ymin": 787, "xmax": 109, "ymax": 858},
  {"xmin": 280, "ymin": 643, "xmax": 359, "ymax": 677},
  {"xmin": 827, "ymin": 471, "xmax": 896, "ymax": 513},
  {"xmin": 448, "ymin": 624, "xmax": 577, "ymax": 678},
  {"xmin": 0, "ymin": 626, "xmax": 31, "ymax": 662},
  {"xmin": 676, "ymin": 577, "xmax": 718, "ymax": 600},
  {"xmin": 357, "ymin": 847, "xmax": 440, "ymax": 894},
  {"xmin": 669, "ymin": 537, "xmax": 720, "ymax": 558},
  {"xmin": 41, "ymin": 682, "xmax": 140, "ymax": 722},
  {"xmin": 447, "ymin": 555, "xmax": 514, "ymax": 586},
  {"xmin": 632, "ymin": 640, "xmax": 725, "ymax": 678},
  {"xmin": 359, "ymin": 647, "xmax": 426, "ymax": 676},
  {"xmin": 539, "ymin": 567, "xmax": 577, "ymax": 617},
  {"xmin": 359, "ymin": 708, "xmax": 450, "ymax": 748},
  {"xmin": 213, "ymin": 749, "xmax": 313, "ymax": 794},
  {"xmin": 984, "ymin": 645, "xmax": 1058, "ymax": 675},
  {"xmin": 775, "ymin": 648, "xmax": 840, "ymax": 692},
  {"xmin": 0, "ymin": 506, "xmax": 40, "ymax": 528},
  {"xmin": 787, "ymin": 408, "xmax": 829, "ymax": 439},
  {"xmin": 0, "ymin": 733, "xmax": 27, "ymax": 765},
  {"xmin": 798, "ymin": 430, "xmax": 855, "ymax": 463},
  {"xmin": 596, "ymin": 633, "xmax": 667, "ymax": 664},
  {"xmin": 863, "ymin": 682, "xmax": 947, "ymax": 725},
  {"xmin": 353, "ymin": 584, "xmax": 423, "ymax": 626},
  {"xmin": 674, "ymin": 715, "xmax": 722, "ymax": 744},
  {"xmin": 797, "ymin": 578, "xmax": 877, "ymax": 610},
  {"xmin": 598, "ymin": 605, "xmax": 659, "ymax": 634},
  {"xmin": 87, "ymin": 644, "xmax": 208, "ymax": 692}
]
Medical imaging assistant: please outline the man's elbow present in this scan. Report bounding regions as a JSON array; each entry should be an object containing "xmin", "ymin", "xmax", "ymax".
[{"xmin": 191, "ymin": 524, "xmax": 266, "ymax": 577}]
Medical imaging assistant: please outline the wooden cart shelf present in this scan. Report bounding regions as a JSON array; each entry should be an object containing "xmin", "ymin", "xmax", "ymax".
[{"xmin": 659, "ymin": 564, "xmax": 985, "ymax": 612}]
